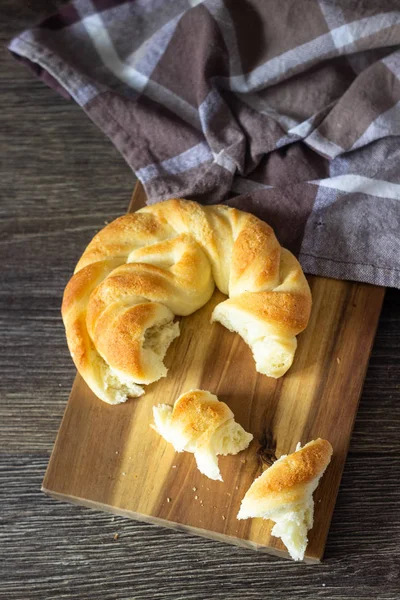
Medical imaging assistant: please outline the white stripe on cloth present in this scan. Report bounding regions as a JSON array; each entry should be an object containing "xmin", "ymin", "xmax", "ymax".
[
  {"xmin": 8, "ymin": 34, "xmax": 100, "ymax": 104},
  {"xmin": 198, "ymin": 88, "xmax": 224, "ymax": 132},
  {"xmin": 311, "ymin": 174, "xmax": 400, "ymax": 200},
  {"xmin": 349, "ymin": 101, "xmax": 400, "ymax": 151},
  {"xmin": 318, "ymin": 0, "xmax": 349, "ymax": 31},
  {"xmin": 330, "ymin": 13, "xmax": 392, "ymax": 48},
  {"xmin": 136, "ymin": 141, "xmax": 213, "ymax": 182},
  {"xmin": 230, "ymin": 178, "xmax": 272, "ymax": 194},
  {"xmin": 80, "ymin": 10, "xmax": 201, "ymax": 129},
  {"xmin": 146, "ymin": 80, "xmax": 201, "ymax": 128},
  {"xmin": 212, "ymin": 150, "xmax": 236, "ymax": 173},
  {"xmin": 382, "ymin": 51, "xmax": 400, "ymax": 78},
  {"xmin": 126, "ymin": 13, "xmax": 184, "ymax": 78},
  {"xmin": 80, "ymin": 13, "xmax": 148, "ymax": 91},
  {"xmin": 236, "ymin": 93, "xmax": 299, "ymax": 131},
  {"xmin": 203, "ymin": 0, "xmax": 244, "ymax": 78},
  {"xmin": 136, "ymin": 144, "xmax": 236, "ymax": 184},
  {"xmin": 318, "ymin": 0, "xmax": 365, "ymax": 75},
  {"xmin": 217, "ymin": 12, "xmax": 400, "ymax": 93},
  {"xmin": 288, "ymin": 115, "xmax": 318, "ymax": 138},
  {"xmin": 304, "ymin": 130, "xmax": 344, "ymax": 159},
  {"xmin": 198, "ymin": 89, "xmax": 241, "ymax": 172}
]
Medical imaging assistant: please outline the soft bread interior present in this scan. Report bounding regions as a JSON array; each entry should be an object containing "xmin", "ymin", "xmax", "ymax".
[
  {"xmin": 238, "ymin": 487, "xmax": 316, "ymax": 561},
  {"xmin": 81, "ymin": 352, "xmax": 146, "ymax": 406},
  {"xmin": 95, "ymin": 318, "xmax": 179, "ymax": 404},
  {"xmin": 211, "ymin": 419, "xmax": 254, "ymax": 457},
  {"xmin": 152, "ymin": 403, "xmax": 177, "ymax": 444},
  {"xmin": 102, "ymin": 363, "xmax": 145, "ymax": 404},
  {"xmin": 270, "ymin": 498, "xmax": 314, "ymax": 561},
  {"xmin": 194, "ymin": 448, "xmax": 223, "ymax": 481},
  {"xmin": 142, "ymin": 318, "xmax": 180, "ymax": 378},
  {"xmin": 212, "ymin": 303, "xmax": 297, "ymax": 378},
  {"xmin": 194, "ymin": 420, "xmax": 253, "ymax": 481}
]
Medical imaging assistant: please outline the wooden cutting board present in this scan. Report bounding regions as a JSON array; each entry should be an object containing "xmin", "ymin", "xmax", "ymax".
[{"xmin": 42, "ymin": 183, "xmax": 385, "ymax": 562}]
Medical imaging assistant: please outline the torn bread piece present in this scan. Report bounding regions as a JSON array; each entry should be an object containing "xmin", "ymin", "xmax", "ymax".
[
  {"xmin": 237, "ymin": 439, "xmax": 333, "ymax": 560},
  {"xmin": 152, "ymin": 389, "xmax": 253, "ymax": 481}
]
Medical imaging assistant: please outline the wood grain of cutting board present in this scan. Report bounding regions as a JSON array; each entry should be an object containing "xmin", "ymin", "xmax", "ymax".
[{"xmin": 42, "ymin": 183, "xmax": 385, "ymax": 562}]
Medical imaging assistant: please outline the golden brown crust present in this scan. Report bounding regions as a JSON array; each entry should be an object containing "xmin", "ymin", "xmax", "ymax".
[
  {"xmin": 93, "ymin": 302, "xmax": 159, "ymax": 379},
  {"xmin": 259, "ymin": 439, "xmax": 332, "ymax": 493},
  {"xmin": 230, "ymin": 217, "xmax": 280, "ymax": 292},
  {"xmin": 62, "ymin": 259, "xmax": 121, "ymax": 317},
  {"xmin": 225, "ymin": 290, "xmax": 312, "ymax": 335},
  {"xmin": 62, "ymin": 259, "xmax": 123, "ymax": 376},
  {"xmin": 170, "ymin": 390, "xmax": 233, "ymax": 441},
  {"xmin": 242, "ymin": 440, "xmax": 333, "ymax": 511},
  {"xmin": 75, "ymin": 212, "xmax": 172, "ymax": 273}
]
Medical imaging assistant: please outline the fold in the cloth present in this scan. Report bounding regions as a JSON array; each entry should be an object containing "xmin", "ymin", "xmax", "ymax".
[{"xmin": 9, "ymin": 0, "xmax": 400, "ymax": 287}]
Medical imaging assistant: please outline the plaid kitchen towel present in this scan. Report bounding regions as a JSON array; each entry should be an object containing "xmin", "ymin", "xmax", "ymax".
[{"xmin": 9, "ymin": 0, "xmax": 400, "ymax": 288}]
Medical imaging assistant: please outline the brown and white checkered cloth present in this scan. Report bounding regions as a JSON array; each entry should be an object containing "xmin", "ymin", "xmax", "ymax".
[{"xmin": 9, "ymin": 0, "xmax": 400, "ymax": 288}]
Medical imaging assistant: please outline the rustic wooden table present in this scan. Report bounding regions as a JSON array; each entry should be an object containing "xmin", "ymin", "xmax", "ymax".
[{"xmin": 1, "ymin": 2, "xmax": 399, "ymax": 599}]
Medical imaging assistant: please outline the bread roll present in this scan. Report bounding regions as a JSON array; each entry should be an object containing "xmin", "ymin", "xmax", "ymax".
[
  {"xmin": 62, "ymin": 199, "xmax": 311, "ymax": 404},
  {"xmin": 237, "ymin": 439, "xmax": 333, "ymax": 560},
  {"xmin": 152, "ymin": 389, "xmax": 253, "ymax": 481}
]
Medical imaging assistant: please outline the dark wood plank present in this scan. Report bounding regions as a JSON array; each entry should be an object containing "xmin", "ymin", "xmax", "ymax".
[{"xmin": 1, "ymin": 1, "xmax": 399, "ymax": 598}]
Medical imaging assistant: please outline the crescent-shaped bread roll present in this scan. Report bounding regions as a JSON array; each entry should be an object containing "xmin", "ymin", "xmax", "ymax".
[
  {"xmin": 62, "ymin": 199, "xmax": 311, "ymax": 404},
  {"xmin": 152, "ymin": 390, "xmax": 253, "ymax": 481},
  {"xmin": 237, "ymin": 439, "xmax": 333, "ymax": 560}
]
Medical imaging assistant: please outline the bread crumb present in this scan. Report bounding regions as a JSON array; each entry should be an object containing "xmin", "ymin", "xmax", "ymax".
[
  {"xmin": 167, "ymin": 497, "xmax": 171, "ymax": 503},
  {"xmin": 122, "ymin": 472, "xmax": 126, "ymax": 476},
  {"xmin": 241, "ymin": 459, "xmax": 246, "ymax": 464},
  {"xmin": 58, "ymin": 383, "xmax": 62, "ymax": 387},
  {"xmin": 235, "ymin": 486, "xmax": 239, "ymax": 490},
  {"xmin": 115, "ymin": 451, "xmax": 119, "ymax": 455},
  {"xmin": 192, "ymin": 487, "xmax": 197, "ymax": 492},
  {"xmin": 336, "ymin": 357, "xmax": 341, "ymax": 364},
  {"xmin": 322, "ymin": 584, "xmax": 326, "ymax": 587},
  {"xmin": 172, "ymin": 465, "xmax": 177, "ymax": 469},
  {"xmin": 227, "ymin": 492, "xmax": 231, "ymax": 497},
  {"xmin": 113, "ymin": 533, "xmax": 119, "ymax": 541},
  {"xmin": 104, "ymin": 220, "xmax": 109, "ymax": 225},
  {"xmin": 222, "ymin": 515, "xmax": 226, "ymax": 520},
  {"xmin": 194, "ymin": 495, "xmax": 198, "ymax": 500}
]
